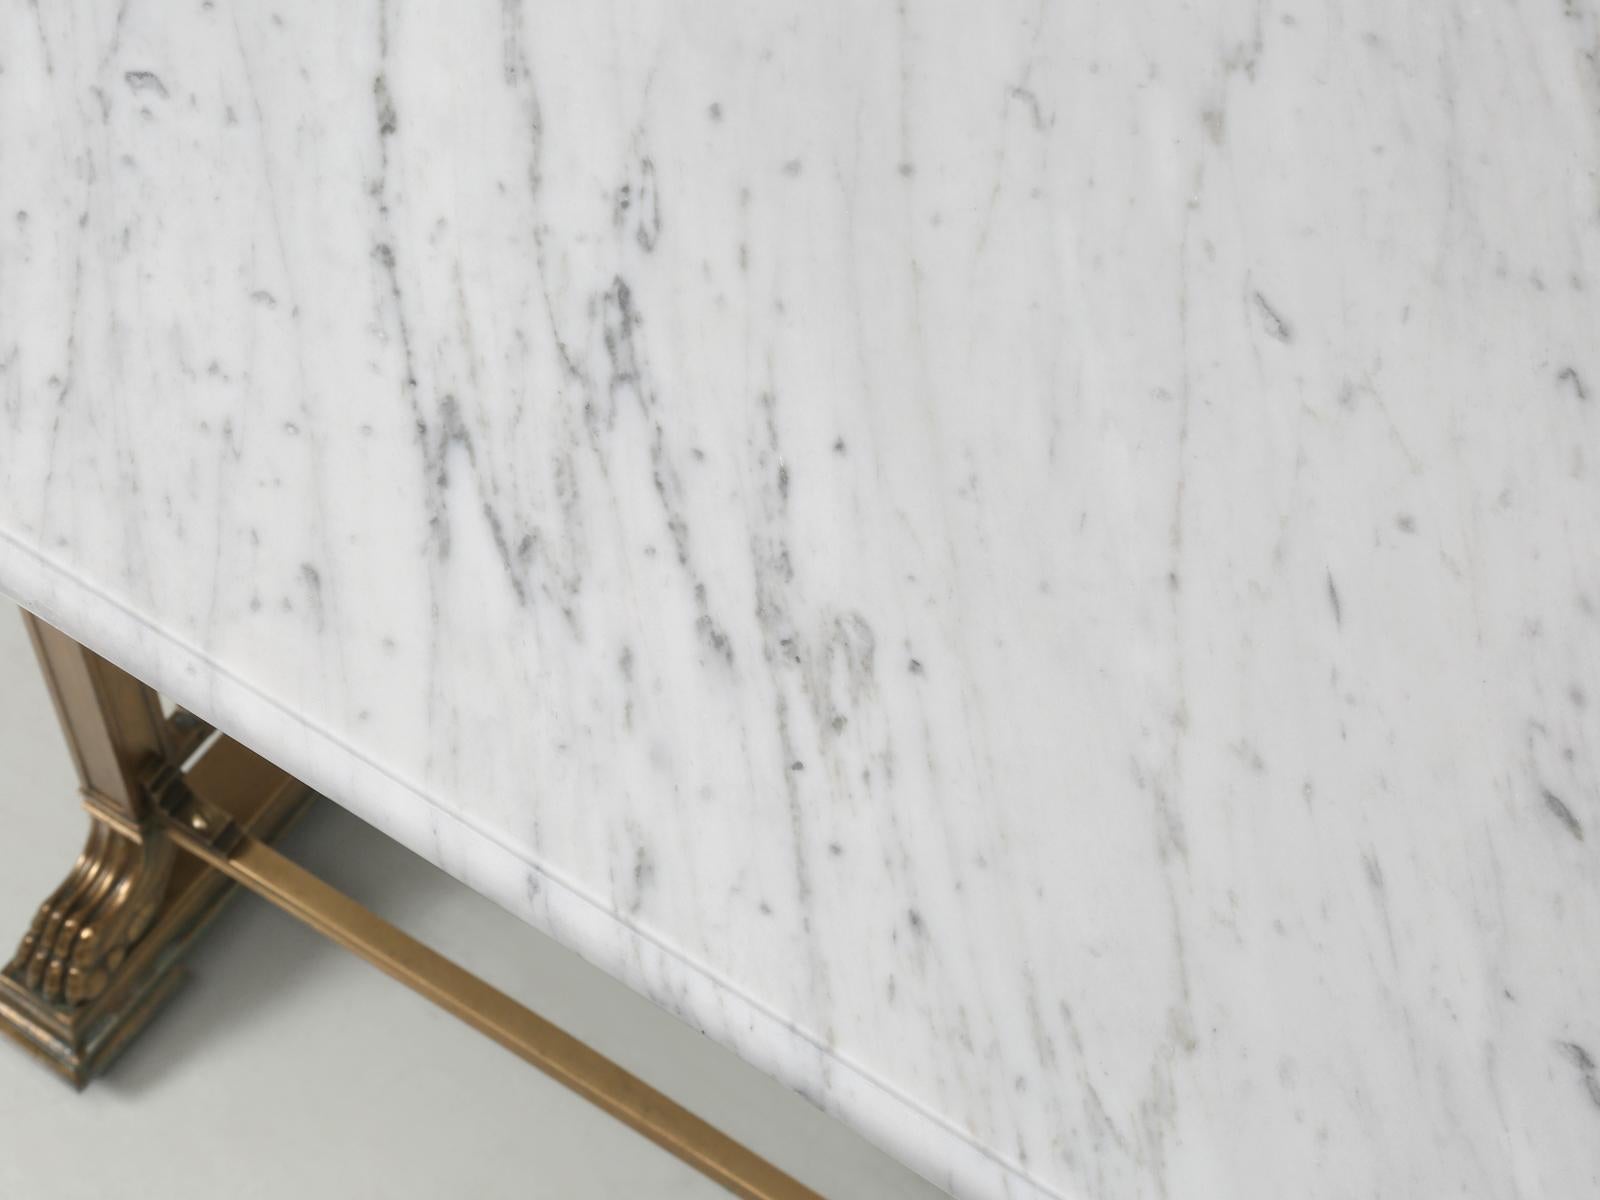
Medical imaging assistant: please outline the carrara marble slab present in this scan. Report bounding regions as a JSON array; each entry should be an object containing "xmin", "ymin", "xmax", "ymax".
[{"xmin": 1, "ymin": 3, "xmax": 1598, "ymax": 1197}]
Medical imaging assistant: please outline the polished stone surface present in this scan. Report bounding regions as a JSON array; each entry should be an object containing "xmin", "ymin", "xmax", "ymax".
[{"xmin": 2, "ymin": 4, "xmax": 1598, "ymax": 1197}]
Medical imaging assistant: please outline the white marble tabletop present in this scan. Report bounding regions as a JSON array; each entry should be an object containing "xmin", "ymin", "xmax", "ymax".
[{"xmin": 3, "ymin": 3, "xmax": 1599, "ymax": 1197}]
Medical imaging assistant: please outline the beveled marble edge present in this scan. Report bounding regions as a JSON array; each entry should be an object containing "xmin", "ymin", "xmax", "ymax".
[{"xmin": 0, "ymin": 533, "xmax": 1053, "ymax": 1200}]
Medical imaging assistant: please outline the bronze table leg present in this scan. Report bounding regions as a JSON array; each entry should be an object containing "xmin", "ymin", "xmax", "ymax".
[{"xmin": 0, "ymin": 611, "xmax": 311, "ymax": 1085}]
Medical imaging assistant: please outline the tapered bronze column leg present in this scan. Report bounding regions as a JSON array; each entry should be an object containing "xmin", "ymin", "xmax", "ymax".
[{"xmin": 0, "ymin": 612, "xmax": 312, "ymax": 1086}]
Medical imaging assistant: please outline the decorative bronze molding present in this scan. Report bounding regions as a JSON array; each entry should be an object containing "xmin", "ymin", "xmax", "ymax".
[{"xmin": 5, "ymin": 815, "xmax": 174, "ymax": 1008}]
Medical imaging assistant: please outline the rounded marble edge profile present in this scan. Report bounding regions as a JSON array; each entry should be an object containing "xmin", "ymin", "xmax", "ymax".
[{"xmin": 0, "ymin": 533, "xmax": 1058, "ymax": 1200}]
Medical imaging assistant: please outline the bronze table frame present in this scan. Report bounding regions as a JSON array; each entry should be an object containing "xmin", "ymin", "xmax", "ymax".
[{"xmin": 0, "ymin": 609, "xmax": 820, "ymax": 1200}]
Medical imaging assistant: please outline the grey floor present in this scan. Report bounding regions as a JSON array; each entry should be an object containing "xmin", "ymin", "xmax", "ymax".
[{"xmin": 0, "ymin": 601, "xmax": 944, "ymax": 1199}]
